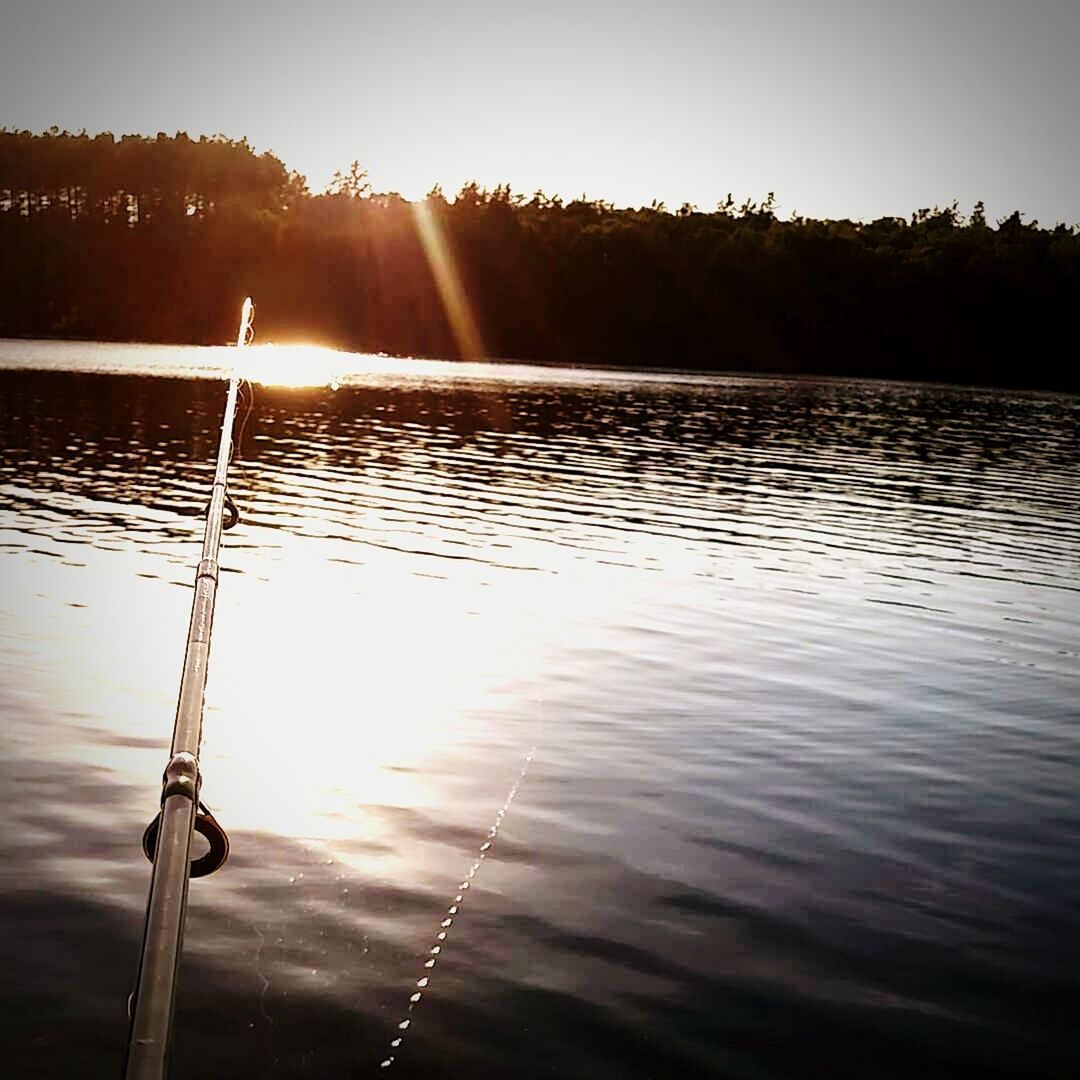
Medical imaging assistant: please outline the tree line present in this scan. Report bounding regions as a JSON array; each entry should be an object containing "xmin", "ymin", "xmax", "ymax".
[{"xmin": 1, "ymin": 128, "xmax": 1077, "ymax": 390}]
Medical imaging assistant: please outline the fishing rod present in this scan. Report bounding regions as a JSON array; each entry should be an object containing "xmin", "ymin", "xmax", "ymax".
[{"xmin": 124, "ymin": 298, "xmax": 254, "ymax": 1080}]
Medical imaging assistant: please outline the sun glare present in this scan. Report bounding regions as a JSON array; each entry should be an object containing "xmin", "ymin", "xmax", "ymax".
[
  {"xmin": 201, "ymin": 548, "xmax": 549, "ymax": 857},
  {"xmin": 238, "ymin": 342, "xmax": 354, "ymax": 388}
]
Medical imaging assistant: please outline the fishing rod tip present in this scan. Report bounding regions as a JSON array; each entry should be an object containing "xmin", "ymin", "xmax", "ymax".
[{"xmin": 237, "ymin": 297, "xmax": 255, "ymax": 347}]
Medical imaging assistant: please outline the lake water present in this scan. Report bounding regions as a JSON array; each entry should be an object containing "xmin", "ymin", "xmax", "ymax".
[{"xmin": 1, "ymin": 341, "xmax": 1078, "ymax": 1079}]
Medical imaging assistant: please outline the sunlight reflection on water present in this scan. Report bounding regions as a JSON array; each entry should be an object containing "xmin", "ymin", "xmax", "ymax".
[{"xmin": 1, "ymin": 345, "xmax": 1078, "ymax": 1079}]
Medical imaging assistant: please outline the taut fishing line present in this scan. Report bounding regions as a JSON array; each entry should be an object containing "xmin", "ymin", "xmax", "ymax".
[
  {"xmin": 377, "ymin": 730, "xmax": 540, "ymax": 1071},
  {"xmin": 370, "ymin": 472, "xmax": 561, "ymax": 1071}
]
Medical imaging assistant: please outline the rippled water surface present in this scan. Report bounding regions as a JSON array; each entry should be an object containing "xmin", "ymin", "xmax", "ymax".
[{"xmin": 1, "ymin": 342, "xmax": 1078, "ymax": 1079}]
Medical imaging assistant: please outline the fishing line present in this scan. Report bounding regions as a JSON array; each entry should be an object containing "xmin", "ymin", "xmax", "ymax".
[
  {"xmin": 225, "ymin": 301, "xmax": 255, "ymax": 468},
  {"xmin": 378, "ymin": 729, "xmax": 540, "ymax": 1071},
  {"xmin": 373, "ymin": 538, "xmax": 557, "ymax": 1071},
  {"xmin": 231, "ymin": 377, "xmax": 255, "ymax": 463}
]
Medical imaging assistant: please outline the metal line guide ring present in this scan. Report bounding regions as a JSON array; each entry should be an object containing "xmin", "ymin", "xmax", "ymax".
[{"xmin": 142, "ymin": 802, "xmax": 230, "ymax": 878}]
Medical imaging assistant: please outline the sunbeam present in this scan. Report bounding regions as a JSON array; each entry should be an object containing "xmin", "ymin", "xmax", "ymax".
[{"xmin": 412, "ymin": 200, "xmax": 486, "ymax": 362}]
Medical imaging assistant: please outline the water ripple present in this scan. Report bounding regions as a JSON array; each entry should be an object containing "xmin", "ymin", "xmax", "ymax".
[{"xmin": 1, "ymin": 355, "xmax": 1078, "ymax": 1078}]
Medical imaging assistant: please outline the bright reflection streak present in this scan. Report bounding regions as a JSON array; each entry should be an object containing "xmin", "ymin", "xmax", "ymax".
[
  {"xmin": 202, "ymin": 538, "xmax": 549, "ymax": 857},
  {"xmin": 236, "ymin": 342, "xmax": 354, "ymax": 388},
  {"xmin": 412, "ymin": 201, "xmax": 486, "ymax": 361}
]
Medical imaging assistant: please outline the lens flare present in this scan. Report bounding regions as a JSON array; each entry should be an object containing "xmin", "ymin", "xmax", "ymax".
[{"xmin": 411, "ymin": 200, "xmax": 485, "ymax": 362}]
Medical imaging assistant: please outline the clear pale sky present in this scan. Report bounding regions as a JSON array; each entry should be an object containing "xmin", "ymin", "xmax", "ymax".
[{"xmin": 3, "ymin": 0, "xmax": 1079, "ymax": 224}]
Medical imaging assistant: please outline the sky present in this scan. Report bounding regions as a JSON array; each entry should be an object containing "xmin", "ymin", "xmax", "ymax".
[{"xmin": 2, "ymin": 0, "xmax": 1079, "ymax": 224}]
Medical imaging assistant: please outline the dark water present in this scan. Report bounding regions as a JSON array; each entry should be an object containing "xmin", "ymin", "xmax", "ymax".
[{"xmin": 1, "ymin": 344, "xmax": 1079, "ymax": 1079}]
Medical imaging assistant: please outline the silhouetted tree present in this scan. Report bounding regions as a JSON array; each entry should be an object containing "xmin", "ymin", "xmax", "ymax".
[
  {"xmin": 326, "ymin": 161, "xmax": 371, "ymax": 199},
  {"xmin": 1, "ymin": 127, "xmax": 1078, "ymax": 390}
]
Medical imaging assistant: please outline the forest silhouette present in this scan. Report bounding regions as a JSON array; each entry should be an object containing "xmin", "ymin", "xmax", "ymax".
[{"xmin": 1, "ymin": 128, "xmax": 1077, "ymax": 390}]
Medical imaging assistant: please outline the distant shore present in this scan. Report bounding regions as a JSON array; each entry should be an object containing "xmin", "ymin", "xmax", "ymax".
[{"xmin": 3, "ymin": 130, "xmax": 1078, "ymax": 393}]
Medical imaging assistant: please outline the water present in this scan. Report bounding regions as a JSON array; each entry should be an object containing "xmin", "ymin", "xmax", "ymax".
[{"xmin": 1, "ymin": 341, "xmax": 1078, "ymax": 1079}]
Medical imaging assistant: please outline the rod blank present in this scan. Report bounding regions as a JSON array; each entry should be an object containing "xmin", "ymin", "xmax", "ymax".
[{"xmin": 124, "ymin": 298, "xmax": 254, "ymax": 1080}]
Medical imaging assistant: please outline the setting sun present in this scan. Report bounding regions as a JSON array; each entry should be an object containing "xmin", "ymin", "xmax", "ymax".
[{"xmin": 237, "ymin": 342, "xmax": 353, "ymax": 389}]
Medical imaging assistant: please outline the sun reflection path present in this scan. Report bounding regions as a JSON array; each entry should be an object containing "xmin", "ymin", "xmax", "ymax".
[
  {"xmin": 378, "ymin": 740, "xmax": 537, "ymax": 1071},
  {"xmin": 205, "ymin": 561, "xmax": 537, "ymax": 843}
]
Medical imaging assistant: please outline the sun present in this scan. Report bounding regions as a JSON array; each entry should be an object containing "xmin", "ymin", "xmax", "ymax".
[{"xmin": 236, "ymin": 342, "xmax": 357, "ymax": 389}]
